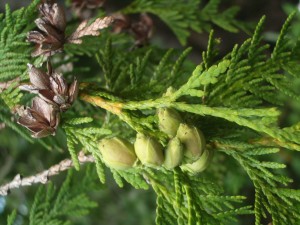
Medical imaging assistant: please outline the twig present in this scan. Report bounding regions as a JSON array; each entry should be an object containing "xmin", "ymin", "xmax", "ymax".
[
  {"xmin": 0, "ymin": 151, "xmax": 94, "ymax": 196},
  {"xmin": 80, "ymin": 93, "xmax": 123, "ymax": 115}
]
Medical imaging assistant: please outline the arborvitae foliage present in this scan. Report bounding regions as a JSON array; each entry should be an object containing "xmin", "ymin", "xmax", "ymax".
[
  {"xmin": 6, "ymin": 167, "xmax": 99, "ymax": 225},
  {"xmin": 0, "ymin": 0, "xmax": 39, "ymax": 141},
  {"xmin": 1, "ymin": 1, "xmax": 300, "ymax": 225},
  {"xmin": 121, "ymin": 0, "xmax": 248, "ymax": 45},
  {"xmin": 28, "ymin": 168, "xmax": 98, "ymax": 225}
]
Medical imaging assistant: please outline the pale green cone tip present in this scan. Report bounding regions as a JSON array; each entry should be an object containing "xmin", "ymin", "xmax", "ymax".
[
  {"xmin": 176, "ymin": 123, "xmax": 206, "ymax": 163},
  {"xmin": 163, "ymin": 87, "xmax": 176, "ymax": 96},
  {"xmin": 180, "ymin": 148, "xmax": 213, "ymax": 174},
  {"xmin": 157, "ymin": 108, "xmax": 182, "ymax": 138},
  {"xmin": 98, "ymin": 137, "xmax": 137, "ymax": 170},
  {"xmin": 163, "ymin": 137, "xmax": 183, "ymax": 170},
  {"xmin": 134, "ymin": 133, "xmax": 164, "ymax": 167}
]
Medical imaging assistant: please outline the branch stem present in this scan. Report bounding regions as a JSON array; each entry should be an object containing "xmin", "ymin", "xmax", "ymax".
[
  {"xmin": 0, "ymin": 151, "xmax": 94, "ymax": 196},
  {"xmin": 79, "ymin": 93, "xmax": 123, "ymax": 115},
  {"xmin": 79, "ymin": 90, "xmax": 300, "ymax": 151}
]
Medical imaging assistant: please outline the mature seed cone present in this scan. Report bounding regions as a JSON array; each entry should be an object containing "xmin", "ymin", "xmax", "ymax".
[
  {"xmin": 176, "ymin": 124, "xmax": 206, "ymax": 163},
  {"xmin": 98, "ymin": 137, "xmax": 137, "ymax": 170},
  {"xmin": 27, "ymin": 3, "xmax": 66, "ymax": 57},
  {"xmin": 28, "ymin": 2, "xmax": 113, "ymax": 56},
  {"xmin": 130, "ymin": 13, "xmax": 153, "ymax": 46},
  {"xmin": 20, "ymin": 64, "xmax": 78, "ymax": 111},
  {"xmin": 157, "ymin": 108, "xmax": 182, "ymax": 138},
  {"xmin": 17, "ymin": 97, "xmax": 60, "ymax": 138},
  {"xmin": 111, "ymin": 13, "xmax": 131, "ymax": 34},
  {"xmin": 180, "ymin": 148, "xmax": 213, "ymax": 174},
  {"xmin": 163, "ymin": 137, "xmax": 183, "ymax": 170},
  {"xmin": 111, "ymin": 13, "xmax": 153, "ymax": 47},
  {"xmin": 72, "ymin": 0, "xmax": 106, "ymax": 9},
  {"xmin": 71, "ymin": 0, "xmax": 106, "ymax": 19},
  {"xmin": 134, "ymin": 133, "xmax": 164, "ymax": 167}
]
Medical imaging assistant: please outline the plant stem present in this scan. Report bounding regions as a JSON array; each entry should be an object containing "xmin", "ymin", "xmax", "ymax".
[
  {"xmin": 0, "ymin": 151, "xmax": 94, "ymax": 196},
  {"xmin": 79, "ymin": 93, "xmax": 123, "ymax": 115},
  {"xmin": 79, "ymin": 92, "xmax": 165, "ymax": 137}
]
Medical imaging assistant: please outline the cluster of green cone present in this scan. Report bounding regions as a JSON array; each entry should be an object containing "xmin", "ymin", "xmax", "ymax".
[{"xmin": 98, "ymin": 108, "xmax": 213, "ymax": 174}]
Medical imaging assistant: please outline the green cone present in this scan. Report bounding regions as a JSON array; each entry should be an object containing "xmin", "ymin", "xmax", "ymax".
[
  {"xmin": 98, "ymin": 137, "xmax": 137, "ymax": 170},
  {"xmin": 157, "ymin": 108, "xmax": 182, "ymax": 138},
  {"xmin": 181, "ymin": 148, "xmax": 213, "ymax": 174},
  {"xmin": 163, "ymin": 137, "xmax": 183, "ymax": 169},
  {"xmin": 176, "ymin": 123, "xmax": 206, "ymax": 163},
  {"xmin": 134, "ymin": 133, "xmax": 164, "ymax": 166}
]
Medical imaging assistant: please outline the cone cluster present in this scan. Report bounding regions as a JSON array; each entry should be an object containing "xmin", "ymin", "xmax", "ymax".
[
  {"xmin": 17, "ymin": 1, "xmax": 113, "ymax": 138},
  {"xmin": 158, "ymin": 108, "xmax": 213, "ymax": 173},
  {"xmin": 98, "ymin": 107, "xmax": 213, "ymax": 174}
]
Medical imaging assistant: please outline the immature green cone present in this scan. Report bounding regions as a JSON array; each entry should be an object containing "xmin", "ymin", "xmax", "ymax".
[
  {"xmin": 134, "ymin": 133, "xmax": 164, "ymax": 166},
  {"xmin": 98, "ymin": 137, "xmax": 137, "ymax": 170},
  {"xmin": 181, "ymin": 148, "xmax": 213, "ymax": 174},
  {"xmin": 157, "ymin": 108, "xmax": 182, "ymax": 137},
  {"xmin": 176, "ymin": 124, "xmax": 206, "ymax": 163},
  {"xmin": 163, "ymin": 137, "xmax": 183, "ymax": 170}
]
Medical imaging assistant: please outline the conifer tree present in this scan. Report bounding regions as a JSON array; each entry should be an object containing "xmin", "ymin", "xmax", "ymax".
[{"xmin": 1, "ymin": 1, "xmax": 300, "ymax": 225}]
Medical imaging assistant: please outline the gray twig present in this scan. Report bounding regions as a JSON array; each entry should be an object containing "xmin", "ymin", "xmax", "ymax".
[{"xmin": 0, "ymin": 151, "xmax": 94, "ymax": 196}]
